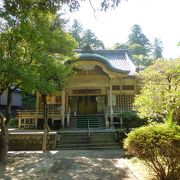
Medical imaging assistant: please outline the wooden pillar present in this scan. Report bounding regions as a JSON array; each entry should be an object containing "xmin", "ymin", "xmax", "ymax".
[
  {"xmin": 105, "ymin": 106, "xmax": 109, "ymax": 128},
  {"xmin": 67, "ymin": 114, "xmax": 70, "ymax": 128},
  {"xmin": 18, "ymin": 118, "xmax": 21, "ymax": 129},
  {"xmin": 61, "ymin": 90, "xmax": 65, "ymax": 128},
  {"xmin": 119, "ymin": 78, "xmax": 122, "ymax": 114},
  {"xmin": 134, "ymin": 78, "xmax": 138, "ymax": 94},
  {"xmin": 66, "ymin": 89, "xmax": 70, "ymax": 127},
  {"xmin": 65, "ymin": 89, "xmax": 69, "ymax": 112},
  {"xmin": 35, "ymin": 91, "xmax": 40, "ymax": 129},
  {"xmin": 109, "ymin": 77, "xmax": 113, "ymax": 128},
  {"xmin": 52, "ymin": 118, "xmax": 54, "ymax": 128}
]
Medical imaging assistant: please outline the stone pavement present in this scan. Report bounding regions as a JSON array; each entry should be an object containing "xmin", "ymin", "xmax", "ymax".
[{"xmin": 0, "ymin": 150, "xmax": 138, "ymax": 180}]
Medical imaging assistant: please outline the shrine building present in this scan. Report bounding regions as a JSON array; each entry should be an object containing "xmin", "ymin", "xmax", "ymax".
[{"xmin": 17, "ymin": 49, "xmax": 138, "ymax": 129}]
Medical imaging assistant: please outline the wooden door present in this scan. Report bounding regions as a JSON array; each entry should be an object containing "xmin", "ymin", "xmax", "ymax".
[{"xmin": 78, "ymin": 96, "xmax": 97, "ymax": 114}]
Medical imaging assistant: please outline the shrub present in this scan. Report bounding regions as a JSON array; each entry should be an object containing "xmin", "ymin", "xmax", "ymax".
[
  {"xmin": 124, "ymin": 124, "xmax": 180, "ymax": 180},
  {"xmin": 115, "ymin": 130, "xmax": 127, "ymax": 147},
  {"xmin": 9, "ymin": 119, "xmax": 18, "ymax": 128},
  {"xmin": 119, "ymin": 111, "xmax": 147, "ymax": 130}
]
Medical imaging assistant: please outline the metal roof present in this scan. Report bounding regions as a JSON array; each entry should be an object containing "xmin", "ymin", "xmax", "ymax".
[{"xmin": 76, "ymin": 49, "xmax": 137, "ymax": 76}]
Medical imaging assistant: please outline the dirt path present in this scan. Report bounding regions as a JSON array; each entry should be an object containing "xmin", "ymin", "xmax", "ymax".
[{"xmin": 0, "ymin": 150, "xmax": 138, "ymax": 180}]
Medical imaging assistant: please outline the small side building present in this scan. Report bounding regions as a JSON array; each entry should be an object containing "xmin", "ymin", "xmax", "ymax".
[
  {"xmin": 0, "ymin": 89, "xmax": 22, "ymax": 117},
  {"xmin": 17, "ymin": 49, "xmax": 138, "ymax": 129}
]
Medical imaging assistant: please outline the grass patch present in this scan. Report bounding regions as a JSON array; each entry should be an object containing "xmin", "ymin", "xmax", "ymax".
[{"xmin": 125, "ymin": 157, "xmax": 155, "ymax": 179}]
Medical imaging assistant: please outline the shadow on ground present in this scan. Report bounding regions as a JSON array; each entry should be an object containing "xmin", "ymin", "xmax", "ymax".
[{"xmin": 0, "ymin": 150, "xmax": 137, "ymax": 180}]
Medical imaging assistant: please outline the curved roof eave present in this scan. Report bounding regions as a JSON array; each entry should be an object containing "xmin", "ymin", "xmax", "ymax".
[{"xmin": 77, "ymin": 53, "xmax": 130, "ymax": 74}]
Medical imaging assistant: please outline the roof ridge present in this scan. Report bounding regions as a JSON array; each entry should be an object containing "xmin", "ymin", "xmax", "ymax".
[
  {"xmin": 75, "ymin": 49, "xmax": 137, "ymax": 76},
  {"xmin": 75, "ymin": 49, "xmax": 131, "ymax": 53},
  {"xmin": 78, "ymin": 53, "xmax": 129, "ymax": 74}
]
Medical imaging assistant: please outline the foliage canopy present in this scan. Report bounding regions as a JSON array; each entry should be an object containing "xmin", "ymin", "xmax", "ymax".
[
  {"xmin": 134, "ymin": 59, "xmax": 180, "ymax": 122},
  {"xmin": 113, "ymin": 24, "xmax": 164, "ymax": 68},
  {"xmin": 70, "ymin": 20, "xmax": 105, "ymax": 50}
]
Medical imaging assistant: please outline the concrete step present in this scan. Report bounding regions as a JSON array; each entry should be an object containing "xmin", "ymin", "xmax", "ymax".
[
  {"xmin": 59, "ymin": 136, "xmax": 115, "ymax": 140},
  {"xmin": 77, "ymin": 115, "xmax": 100, "ymax": 128},
  {"xmin": 58, "ymin": 139, "xmax": 116, "ymax": 144},
  {"xmin": 56, "ymin": 143, "xmax": 121, "ymax": 149},
  {"xmin": 57, "ymin": 136, "xmax": 116, "ymax": 142},
  {"xmin": 56, "ymin": 146, "xmax": 121, "ymax": 150},
  {"xmin": 56, "ymin": 131, "xmax": 120, "ymax": 150}
]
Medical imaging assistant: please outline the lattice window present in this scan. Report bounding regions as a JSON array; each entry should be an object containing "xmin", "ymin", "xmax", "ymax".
[
  {"xmin": 116, "ymin": 95, "xmax": 134, "ymax": 112},
  {"xmin": 122, "ymin": 86, "xmax": 134, "ymax": 90},
  {"xmin": 112, "ymin": 85, "xmax": 120, "ymax": 90}
]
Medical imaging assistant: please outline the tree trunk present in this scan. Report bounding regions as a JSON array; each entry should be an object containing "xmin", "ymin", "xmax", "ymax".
[
  {"xmin": 41, "ymin": 94, "xmax": 50, "ymax": 151},
  {"xmin": 5, "ymin": 87, "xmax": 13, "ymax": 125},
  {"xmin": 0, "ymin": 88, "xmax": 13, "ymax": 164},
  {"xmin": 0, "ymin": 117, "xmax": 9, "ymax": 164}
]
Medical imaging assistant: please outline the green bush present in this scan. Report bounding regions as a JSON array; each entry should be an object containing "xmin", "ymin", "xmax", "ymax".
[
  {"xmin": 115, "ymin": 130, "xmax": 127, "ymax": 147},
  {"xmin": 9, "ymin": 119, "xmax": 18, "ymax": 128},
  {"xmin": 124, "ymin": 124, "xmax": 180, "ymax": 180},
  {"xmin": 119, "ymin": 111, "xmax": 147, "ymax": 130}
]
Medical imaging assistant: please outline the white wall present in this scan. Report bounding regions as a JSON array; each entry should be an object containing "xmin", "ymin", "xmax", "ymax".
[{"xmin": 0, "ymin": 90, "xmax": 22, "ymax": 107}]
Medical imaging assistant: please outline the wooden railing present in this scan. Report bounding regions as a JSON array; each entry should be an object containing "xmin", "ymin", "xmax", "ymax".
[
  {"xmin": 106, "ymin": 106, "xmax": 132, "ymax": 117},
  {"xmin": 17, "ymin": 110, "xmax": 61, "ymax": 119},
  {"xmin": 87, "ymin": 119, "xmax": 90, "ymax": 137}
]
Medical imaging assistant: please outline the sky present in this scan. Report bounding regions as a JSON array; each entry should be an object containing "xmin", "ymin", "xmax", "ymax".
[{"xmin": 65, "ymin": 0, "xmax": 180, "ymax": 59}]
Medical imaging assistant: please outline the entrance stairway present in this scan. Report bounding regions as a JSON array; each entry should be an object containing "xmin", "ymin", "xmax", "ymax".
[
  {"xmin": 56, "ymin": 130, "xmax": 121, "ymax": 150},
  {"xmin": 76, "ymin": 115, "xmax": 99, "ymax": 128}
]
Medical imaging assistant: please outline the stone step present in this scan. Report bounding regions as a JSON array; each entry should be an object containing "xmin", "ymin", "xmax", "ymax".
[
  {"xmin": 59, "ymin": 136, "xmax": 115, "ymax": 140},
  {"xmin": 57, "ymin": 132, "xmax": 116, "ymax": 136},
  {"xmin": 77, "ymin": 121, "xmax": 99, "ymax": 128},
  {"xmin": 77, "ymin": 124, "xmax": 99, "ymax": 128},
  {"xmin": 57, "ymin": 134, "xmax": 116, "ymax": 139},
  {"xmin": 77, "ymin": 115, "xmax": 100, "ymax": 128},
  {"xmin": 58, "ymin": 135, "xmax": 115, "ymax": 140},
  {"xmin": 56, "ymin": 146, "xmax": 121, "ymax": 150},
  {"xmin": 69, "ymin": 115, "xmax": 105, "ymax": 128},
  {"xmin": 56, "ymin": 131, "xmax": 120, "ymax": 150},
  {"xmin": 58, "ymin": 139, "xmax": 115, "ymax": 144},
  {"xmin": 56, "ymin": 143, "xmax": 121, "ymax": 149}
]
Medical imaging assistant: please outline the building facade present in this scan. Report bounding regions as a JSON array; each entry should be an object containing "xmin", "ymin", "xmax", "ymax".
[{"xmin": 17, "ymin": 49, "xmax": 138, "ymax": 129}]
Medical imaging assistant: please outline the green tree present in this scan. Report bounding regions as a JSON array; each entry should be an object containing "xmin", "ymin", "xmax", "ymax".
[
  {"xmin": 152, "ymin": 38, "xmax": 163, "ymax": 59},
  {"xmin": 113, "ymin": 42, "xmax": 129, "ymax": 49},
  {"xmin": 70, "ymin": 20, "xmax": 105, "ymax": 50},
  {"xmin": 0, "ymin": 1, "xmax": 77, "ymax": 164},
  {"xmin": 127, "ymin": 24, "xmax": 153, "ymax": 68},
  {"xmin": 21, "ymin": 92, "xmax": 36, "ymax": 110},
  {"xmin": 0, "ymin": 0, "xmax": 123, "ymax": 14},
  {"xmin": 81, "ymin": 29, "xmax": 105, "ymax": 49},
  {"xmin": 128, "ymin": 24, "xmax": 151, "ymax": 55},
  {"xmin": 134, "ymin": 59, "xmax": 180, "ymax": 122},
  {"xmin": 70, "ymin": 20, "xmax": 83, "ymax": 48},
  {"xmin": 0, "ymin": 0, "xmax": 124, "ymax": 164},
  {"xmin": 34, "ymin": 55, "xmax": 74, "ymax": 150},
  {"xmin": 112, "ymin": 26, "xmax": 163, "ymax": 68}
]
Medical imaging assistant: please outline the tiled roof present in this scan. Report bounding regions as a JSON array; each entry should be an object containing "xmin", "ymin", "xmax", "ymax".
[{"xmin": 77, "ymin": 49, "xmax": 137, "ymax": 76}]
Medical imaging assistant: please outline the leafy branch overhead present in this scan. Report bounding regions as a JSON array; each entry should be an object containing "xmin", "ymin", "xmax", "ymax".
[{"xmin": 0, "ymin": 0, "xmax": 123, "ymax": 15}]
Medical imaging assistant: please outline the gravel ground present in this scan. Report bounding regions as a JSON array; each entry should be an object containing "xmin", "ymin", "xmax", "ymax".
[{"xmin": 0, "ymin": 150, "xmax": 138, "ymax": 180}]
